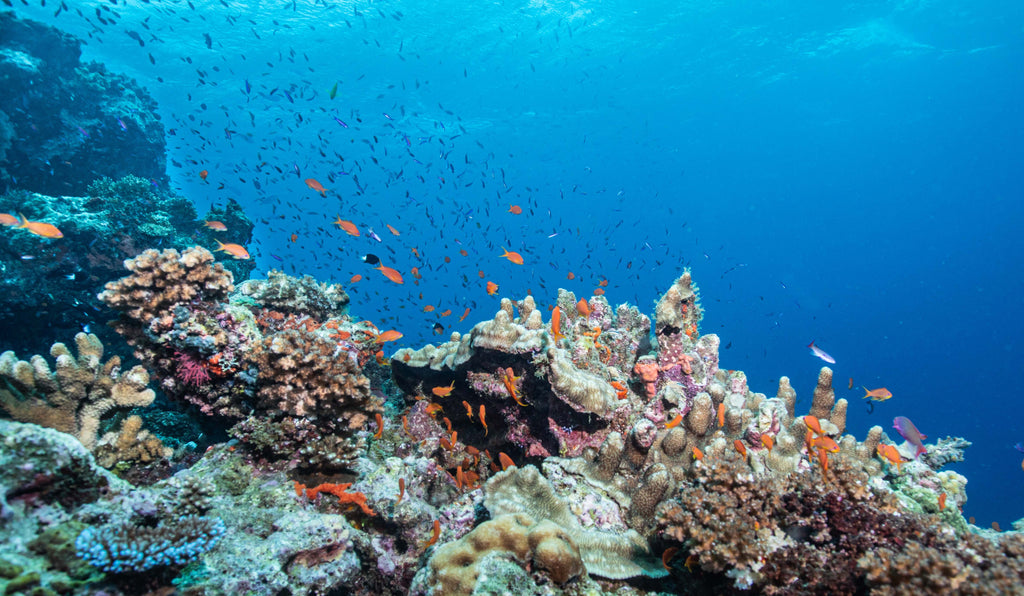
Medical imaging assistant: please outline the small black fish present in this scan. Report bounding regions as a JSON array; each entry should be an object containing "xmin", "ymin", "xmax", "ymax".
[{"xmin": 361, "ymin": 253, "xmax": 380, "ymax": 266}]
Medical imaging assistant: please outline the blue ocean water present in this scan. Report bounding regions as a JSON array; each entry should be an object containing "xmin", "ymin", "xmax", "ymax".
[{"xmin": 8, "ymin": 0, "xmax": 1023, "ymax": 529}]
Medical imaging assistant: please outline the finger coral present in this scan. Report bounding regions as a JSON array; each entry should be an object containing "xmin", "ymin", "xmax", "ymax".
[
  {"xmin": 0, "ymin": 332, "xmax": 155, "ymax": 449},
  {"xmin": 93, "ymin": 414, "xmax": 172, "ymax": 469}
]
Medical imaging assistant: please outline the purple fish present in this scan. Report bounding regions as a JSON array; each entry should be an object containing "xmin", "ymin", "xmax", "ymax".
[
  {"xmin": 333, "ymin": 116, "xmax": 348, "ymax": 128},
  {"xmin": 893, "ymin": 416, "xmax": 927, "ymax": 457},
  {"xmin": 807, "ymin": 341, "xmax": 836, "ymax": 364},
  {"xmin": 117, "ymin": 117, "xmax": 127, "ymax": 131}
]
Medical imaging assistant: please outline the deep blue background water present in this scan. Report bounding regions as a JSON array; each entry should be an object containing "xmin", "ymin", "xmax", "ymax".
[{"xmin": 9, "ymin": 0, "xmax": 1024, "ymax": 528}]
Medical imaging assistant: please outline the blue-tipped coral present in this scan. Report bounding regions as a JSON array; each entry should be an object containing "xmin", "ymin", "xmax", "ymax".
[{"xmin": 75, "ymin": 515, "xmax": 226, "ymax": 574}]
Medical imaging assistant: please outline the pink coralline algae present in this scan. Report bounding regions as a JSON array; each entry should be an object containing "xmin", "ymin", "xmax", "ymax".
[{"xmin": 174, "ymin": 351, "xmax": 211, "ymax": 387}]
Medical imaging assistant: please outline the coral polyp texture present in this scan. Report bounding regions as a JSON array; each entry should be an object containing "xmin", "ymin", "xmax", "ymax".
[{"xmin": 2, "ymin": 265, "xmax": 1020, "ymax": 596}]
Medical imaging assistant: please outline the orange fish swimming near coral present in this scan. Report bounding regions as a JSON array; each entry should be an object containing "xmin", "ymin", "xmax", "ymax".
[
  {"xmin": 304, "ymin": 178, "xmax": 328, "ymax": 196},
  {"xmin": 500, "ymin": 247, "xmax": 523, "ymax": 265},
  {"xmin": 550, "ymin": 306, "xmax": 564, "ymax": 341},
  {"xmin": 876, "ymin": 444, "xmax": 905, "ymax": 473},
  {"xmin": 862, "ymin": 387, "xmax": 893, "ymax": 402},
  {"xmin": 15, "ymin": 214, "xmax": 62, "ymax": 239},
  {"xmin": 375, "ymin": 330, "xmax": 403, "ymax": 343},
  {"xmin": 486, "ymin": 281, "xmax": 499, "ymax": 296},
  {"xmin": 203, "ymin": 220, "xmax": 227, "ymax": 231},
  {"xmin": 214, "ymin": 240, "xmax": 249, "ymax": 259},
  {"xmin": 431, "ymin": 381, "xmax": 455, "ymax": 398}
]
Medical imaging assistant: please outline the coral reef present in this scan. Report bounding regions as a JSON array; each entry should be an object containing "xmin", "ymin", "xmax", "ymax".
[
  {"xmin": 0, "ymin": 177, "xmax": 254, "ymax": 358},
  {"xmin": 0, "ymin": 266, "xmax": 1010, "ymax": 596},
  {"xmin": 99, "ymin": 247, "xmax": 384, "ymax": 470}
]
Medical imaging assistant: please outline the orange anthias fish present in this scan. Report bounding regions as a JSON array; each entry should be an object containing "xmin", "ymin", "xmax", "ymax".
[
  {"xmin": 665, "ymin": 413, "xmax": 683, "ymax": 429},
  {"xmin": 422, "ymin": 305, "xmax": 435, "ymax": 313},
  {"xmin": 458, "ymin": 307, "xmax": 471, "ymax": 322},
  {"xmin": 386, "ymin": 223, "xmax": 400, "ymax": 236},
  {"xmin": 734, "ymin": 439, "xmax": 748, "ymax": 458},
  {"xmin": 214, "ymin": 240, "xmax": 249, "ymax": 259},
  {"xmin": 16, "ymin": 215, "xmax": 63, "ymax": 239},
  {"xmin": 761, "ymin": 435, "xmax": 775, "ymax": 452},
  {"xmin": 462, "ymin": 400, "xmax": 474, "ymax": 420},
  {"xmin": 862, "ymin": 387, "xmax": 893, "ymax": 402},
  {"xmin": 203, "ymin": 220, "xmax": 227, "ymax": 231},
  {"xmin": 349, "ymin": 274, "xmax": 362, "ymax": 284},
  {"xmin": 877, "ymin": 444, "xmax": 904, "ymax": 473},
  {"xmin": 486, "ymin": 281, "xmax": 499, "ymax": 296},
  {"xmin": 376, "ymin": 264, "xmax": 404, "ymax": 284},
  {"xmin": 500, "ymin": 247, "xmax": 524, "ymax": 265},
  {"xmin": 566, "ymin": 271, "xmax": 575, "ymax": 280},
  {"xmin": 199, "ymin": 169, "xmax": 209, "ymax": 181},
  {"xmin": 508, "ymin": 205, "xmax": 522, "ymax": 214},
  {"xmin": 333, "ymin": 217, "xmax": 360, "ymax": 236},
  {"xmin": 375, "ymin": 330, "xmax": 403, "ymax": 343},
  {"xmin": 479, "ymin": 404, "xmax": 488, "ymax": 436},
  {"xmin": 717, "ymin": 403, "xmax": 726, "ymax": 428},
  {"xmin": 304, "ymin": 178, "xmax": 328, "ymax": 196},
  {"xmin": 0, "ymin": 213, "xmax": 19, "ymax": 226},
  {"xmin": 16, "ymin": 216, "xmax": 62, "ymax": 239},
  {"xmin": 432, "ymin": 381, "xmax": 455, "ymax": 398},
  {"xmin": 810, "ymin": 436, "xmax": 840, "ymax": 453},
  {"xmin": 804, "ymin": 415, "xmax": 823, "ymax": 436},
  {"xmin": 550, "ymin": 306, "xmax": 564, "ymax": 341},
  {"xmin": 576, "ymin": 298, "xmax": 591, "ymax": 317}
]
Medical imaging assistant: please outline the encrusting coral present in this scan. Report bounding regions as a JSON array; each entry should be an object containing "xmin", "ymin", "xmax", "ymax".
[
  {"xmin": 0, "ymin": 332, "xmax": 155, "ymax": 449},
  {"xmin": 424, "ymin": 513, "xmax": 584, "ymax": 595}
]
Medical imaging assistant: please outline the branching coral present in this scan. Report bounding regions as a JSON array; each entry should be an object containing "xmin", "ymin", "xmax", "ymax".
[
  {"xmin": 98, "ymin": 246, "xmax": 234, "ymax": 325},
  {"xmin": 0, "ymin": 332, "xmax": 155, "ymax": 449},
  {"xmin": 858, "ymin": 532, "xmax": 1024, "ymax": 596},
  {"xmin": 93, "ymin": 414, "xmax": 172, "ymax": 469},
  {"xmin": 75, "ymin": 514, "xmax": 226, "ymax": 574}
]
